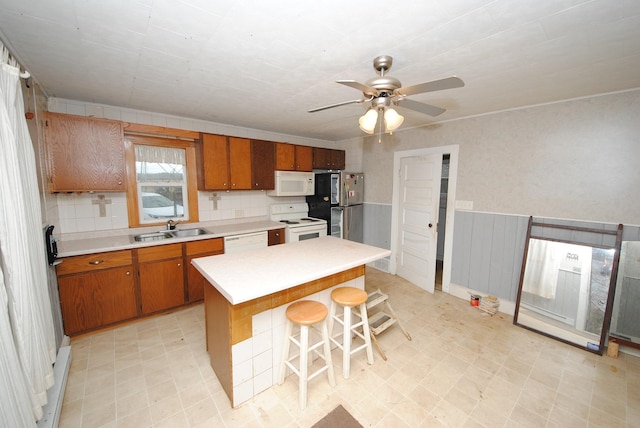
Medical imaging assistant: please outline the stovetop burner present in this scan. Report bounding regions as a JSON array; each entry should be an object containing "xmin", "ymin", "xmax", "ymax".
[{"xmin": 279, "ymin": 220, "xmax": 299, "ymax": 225}]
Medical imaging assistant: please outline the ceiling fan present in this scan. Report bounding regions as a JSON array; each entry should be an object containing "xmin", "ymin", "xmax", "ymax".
[{"xmin": 308, "ymin": 55, "xmax": 464, "ymax": 134}]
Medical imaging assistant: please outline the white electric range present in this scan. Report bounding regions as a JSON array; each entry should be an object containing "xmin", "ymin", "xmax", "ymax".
[{"xmin": 269, "ymin": 203, "xmax": 327, "ymax": 242}]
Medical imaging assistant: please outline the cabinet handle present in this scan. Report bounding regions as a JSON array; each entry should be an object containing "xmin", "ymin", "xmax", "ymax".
[
  {"xmin": 89, "ymin": 260, "xmax": 104, "ymax": 265},
  {"xmin": 125, "ymin": 271, "xmax": 131, "ymax": 276},
  {"xmin": 177, "ymin": 263, "xmax": 181, "ymax": 267}
]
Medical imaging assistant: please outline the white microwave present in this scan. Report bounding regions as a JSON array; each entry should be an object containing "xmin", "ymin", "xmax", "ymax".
[{"xmin": 267, "ymin": 171, "xmax": 315, "ymax": 196}]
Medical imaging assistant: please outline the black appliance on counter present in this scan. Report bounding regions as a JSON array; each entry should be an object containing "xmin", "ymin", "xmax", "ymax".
[{"xmin": 306, "ymin": 172, "xmax": 364, "ymax": 243}]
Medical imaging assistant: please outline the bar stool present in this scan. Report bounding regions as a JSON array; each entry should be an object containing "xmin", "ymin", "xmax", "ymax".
[
  {"xmin": 278, "ymin": 300, "xmax": 335, "ymax": 410},
  {"xmin": 328, "ymin": 287, "xmax": 374, "ymax": 379}
]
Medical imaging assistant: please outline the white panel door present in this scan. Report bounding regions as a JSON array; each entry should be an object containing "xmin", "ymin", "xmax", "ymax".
[{"xmin": 395, "ymin": 154, "xmax": 442, "ymax": 293}]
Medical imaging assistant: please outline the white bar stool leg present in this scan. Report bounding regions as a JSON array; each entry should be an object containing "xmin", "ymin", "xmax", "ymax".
[
  {"xmin": 299, "ymin": 325, "xmax": 309, "ymax": 409},
  {"xmin": 342, "ymin": 305, "xmax": 352, "ymax": 379},
  {"xmin": 321, "ymin": 320, "xmax": 336, "ymax": 387}
]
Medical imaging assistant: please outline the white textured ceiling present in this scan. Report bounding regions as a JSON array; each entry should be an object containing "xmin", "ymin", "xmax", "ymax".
[{"xmin": 1, "ymin": 0, "xmax": 639, "ymax": 141}]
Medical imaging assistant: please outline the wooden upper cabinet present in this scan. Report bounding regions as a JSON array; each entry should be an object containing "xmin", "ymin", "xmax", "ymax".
[
  {"xmin": 197, "ymin": 134, "xmax": 252, "ymax": 190},
  {"xmin": 313, "ymin": 147, "xmax": 330, "ymax": 169},
  {"xmin": 228, "ymin": 137, "xmax": 252, "ymax": 190},
  {"xmin": 332, "ymin": 149, "xmax": 346, "ymax": 170},
  {"xmin": 198, "ymin": 133, "xmax": 230, "ymax": 190},
  {"xmin": 295, "ymin": 145, "xmax": 313, "ymax": 171},
  {"xmin": 44, "ymin": 112, "xmax": 125, "ymax": 192},
  {"xmin": 251, "ymin": 139, "xmax": 275, "ymax": 190},
  {"xmin": 313, "ymin": 147, "xmax": 345, "ymax": 170},
  {"xmin": 275, "ymin": 143, "xmax": 313, "ymax": 171},
  {"xmin": 275, "ymin": 142, "xmax": 295, "ymax": 170}
]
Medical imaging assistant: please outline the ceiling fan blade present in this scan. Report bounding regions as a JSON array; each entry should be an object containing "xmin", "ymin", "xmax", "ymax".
[
  {"xmin": 395, "ymin": 76, "xmax": 464, "ymax": 97},
  {"xmin": 397, "ymin": 98, "xmax": 446, "ymax": 116},
  {"xmin": 308, "ymin": 98, "xmax": 366, "ymax": 113},
  {"xmin": 336, "ymin": 80, "xmax": 379, "ymax": 97}
]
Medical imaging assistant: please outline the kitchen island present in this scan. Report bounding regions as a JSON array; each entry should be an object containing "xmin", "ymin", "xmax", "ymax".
[{"xmin": 191, "ymin": 236, "xmax": 391, "ymax": 407}]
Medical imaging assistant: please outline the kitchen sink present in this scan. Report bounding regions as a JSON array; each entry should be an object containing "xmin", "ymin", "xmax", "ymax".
[
  {"xmin": 132, "ymin": 231, "xmax": 174, "ymax": 242},
  {"xmin": 169, "ymin": 228, "xmax": 210, "ymax": 238},
  {"xmin": 131, "ymin": 228, "xmax": 211, "ymax": 242}
]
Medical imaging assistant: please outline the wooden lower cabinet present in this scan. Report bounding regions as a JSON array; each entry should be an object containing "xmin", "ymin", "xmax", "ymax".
[
  {"xmin": 137, "ymin": 243, "xmax": 184, "ymax": 314},
  {"xmin": 56, "ymin": 236, "xmax": 232, "ymax": 334},
  {"xmin": 186, "ymin": 238, "xmax": 224, "ymax": 302},
  {"xmin": 268, "ymin": 228, "xmax": 285, "ymax": 245},
  {"xmin": 56, "ymin": 250, "xmax": 137, "ymax": 335}
]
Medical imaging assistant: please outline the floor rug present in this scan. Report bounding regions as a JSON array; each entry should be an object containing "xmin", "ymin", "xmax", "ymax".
[{"xmin": 311, "ymin": 405, "xmax": 363, "ymax": 428}]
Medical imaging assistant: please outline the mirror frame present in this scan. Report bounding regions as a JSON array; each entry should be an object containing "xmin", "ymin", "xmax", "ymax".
[
  {"xmin": 609, "ymin": 241, "xmax": 640, "ymax": 350},
  {"xmin": 513, "ymin": 217, "xmax": 623, "ymax": 355}
]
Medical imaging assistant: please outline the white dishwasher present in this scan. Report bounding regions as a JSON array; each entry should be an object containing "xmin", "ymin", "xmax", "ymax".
[{"xmin": 224, "ymin": 231, "xmax": 268, "ymax": 254}]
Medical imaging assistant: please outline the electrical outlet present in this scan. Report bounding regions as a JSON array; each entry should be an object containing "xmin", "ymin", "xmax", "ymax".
[
  {"xmin": 455, "ymin": 200, "xmax": 474, "ymax": 210},
  {"xmin": 235, "ymin": 209, "xmax": 244, "ymax": 218}
]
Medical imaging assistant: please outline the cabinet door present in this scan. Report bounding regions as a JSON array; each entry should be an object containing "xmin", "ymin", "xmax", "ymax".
[
  {"xmin": 275, "ymin": 142, "xmax": 295, "ymax": 170},
  {"xmin": 45, "ymin": 113, "xmax": 125, "ymax": 192},
  {"xmin": 199, "ymin": 133, "xmax": 230, "ymax": 190},
  {"xmin": 139, "ymin": 258, "xmax": 185, "ymax": 314},
  {"xmin": 251, "ymin": 139, "xmax": 275, "ymax": 190},
  {"xmin": 138, "ymin": 243, "xmax": 185, "ymax": 314},
  {"xmin": 332, "ymin": 149, "xmax": 346, "ymax": 170},
  {"xmin": 295, "ymin": 145, "xmax": 313, "ymax": 171},
  {"xmin": 268, "ymin": 228, "xmax": 285, "ymax": 245},
  {"xmin": 185, "ymin": 238, "xmax": 224, "ymax": 302},
  {"xmin": 58, "ymin": 266, "xmax": 137, "ymax": 335},
  {"xmin": 313, "ymin": 147, "xmax": 331, "ymax": 169},
  {"xmin": 228, "ymin": 137, "xmax": 252, "ymax": 190}
]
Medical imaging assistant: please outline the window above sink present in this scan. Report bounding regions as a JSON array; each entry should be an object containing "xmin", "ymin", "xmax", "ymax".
[{"xmin": 124, "ymin": 134, "xmax": 199, "ymax": 229}]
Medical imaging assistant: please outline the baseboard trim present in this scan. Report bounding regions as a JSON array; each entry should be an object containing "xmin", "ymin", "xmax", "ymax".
[{"xmin": 36, "ymin": 345, "xmax": 71, "ymax": 428}]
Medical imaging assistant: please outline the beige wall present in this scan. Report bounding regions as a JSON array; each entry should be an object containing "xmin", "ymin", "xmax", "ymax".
[{"xmin": 355, "ymin": 89, "xmax": 640, "ymax": 225}]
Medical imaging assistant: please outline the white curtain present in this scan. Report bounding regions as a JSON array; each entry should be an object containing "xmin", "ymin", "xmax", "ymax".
[{"xmin": 0, "ymin": 44, "xmax": 56, "ymax": 426}]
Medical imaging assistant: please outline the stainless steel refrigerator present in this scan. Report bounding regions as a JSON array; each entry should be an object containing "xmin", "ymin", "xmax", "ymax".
[{"xmin": 307, "ymin": 172, "xmax": 364, "ymax": 243}]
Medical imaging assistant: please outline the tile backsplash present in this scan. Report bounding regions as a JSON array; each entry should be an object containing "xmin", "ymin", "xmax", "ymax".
[{"xmin": 56, "ymin": 190, "xmax": 303, "ymax": 234}]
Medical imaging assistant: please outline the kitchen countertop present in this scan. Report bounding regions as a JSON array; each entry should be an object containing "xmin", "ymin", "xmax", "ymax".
[
  {"xmin": 192, "ymin": 235, "xmax": 391, "ymax": 305},
  {"xmin": 56, "ymin": 219, "xmax": 284, "ymax": 257}
]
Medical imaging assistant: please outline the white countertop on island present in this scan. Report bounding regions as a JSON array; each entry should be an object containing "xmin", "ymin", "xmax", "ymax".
[{"xmin": 191, "ymin": 236, "xmax": 391, "ymax": 305}]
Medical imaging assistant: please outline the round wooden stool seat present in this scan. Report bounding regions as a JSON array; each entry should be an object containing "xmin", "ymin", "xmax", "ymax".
[
  {"xmin": 286, "ymin": 300, "xmax": 328, "ymax": 325},
  {"xmin": 331, "ymin": 287, "xmax": 367, "ymax": 307}
]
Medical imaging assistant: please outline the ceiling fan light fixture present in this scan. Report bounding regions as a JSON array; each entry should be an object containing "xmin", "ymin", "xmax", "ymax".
[
  {"xmin": 384, "ymin": 108, "xmax": 404, "ymax": 132},
  {"xmin": 359, "ymin": 109, "xmax": 378, "ymax": 134}
]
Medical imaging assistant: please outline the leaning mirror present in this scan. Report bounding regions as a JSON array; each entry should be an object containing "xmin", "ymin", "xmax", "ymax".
[{"xmin": 514, "ymin": 218, "xmax": 622, "ymax": 355}]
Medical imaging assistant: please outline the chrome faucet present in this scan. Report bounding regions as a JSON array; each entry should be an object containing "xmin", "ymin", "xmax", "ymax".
[{"xmin": 167, "ymin": 219, "xmax": 178, "ymax": 230}]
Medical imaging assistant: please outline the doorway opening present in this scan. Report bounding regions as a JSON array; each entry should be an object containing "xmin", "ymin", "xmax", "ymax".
[
  {"xmin": 435, "ymin": 154, "xmax": 450, "ymax": 291},
  {"xmin": 390, "ymin": 145, "xmax": 458, "ymax": 295}
]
